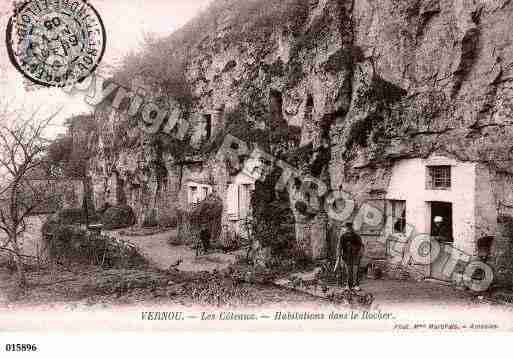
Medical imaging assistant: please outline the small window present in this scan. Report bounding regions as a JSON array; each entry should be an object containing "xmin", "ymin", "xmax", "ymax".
[
  {"xmin": 227, "ymin": 184, "xmax": 239, "ymax": 220},
  {"xmin": 388, "ymin": 200, "xmax": 406, "ymax": 234},
  {"xmin": 239, "ymin": 184, "xmax": 252, "ymax": 220},
  {"xmin": 189, "ymin": 186, "xmax": 198, "ymax": 204},
  {"xmin": 427, "ymin": 166, "xmax": 451, "ymax": 189},
  {"xmin": 203, "ymin": 114, "xmax": 212, "ymax": 141},
  {"xmin": 306, "ymin": 95, "xmax": 314, "ymax": 108}
]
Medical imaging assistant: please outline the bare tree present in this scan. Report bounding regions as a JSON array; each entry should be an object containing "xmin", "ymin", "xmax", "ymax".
[{"xmin": 0, "ymin": 106, "xmax": 59, "ymax": 288}]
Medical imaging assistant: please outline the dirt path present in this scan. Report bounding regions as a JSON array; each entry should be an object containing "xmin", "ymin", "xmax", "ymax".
[
  {"xmin": 110, "ymin": 229, "xmax": 240, "ymax": 272},
  {"xmin": 275, "ymin": 268, "xmax": 495, "ymax": 308}
]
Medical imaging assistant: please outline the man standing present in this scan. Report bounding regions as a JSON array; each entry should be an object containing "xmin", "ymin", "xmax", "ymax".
[
  {"xmin": 432, "ymin": 216, "xmax": 452, "ymax": 243},
  {"xmin": 199, "ymin": 226, "xmax": 210, "ymax": 254},
  {"xmin": 334, "ymin": 222, "xmax": 364, "ymax": 291}
]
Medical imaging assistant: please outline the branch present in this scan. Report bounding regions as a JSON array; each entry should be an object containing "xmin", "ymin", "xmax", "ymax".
[
  {"xmin": 15, "ymin": 217, "xmax": 27, "ymax": 237},
  {"xmin": 0, "ymin": 132, "xmax": 17, "ymax": 177},
  {"xmin": 0, "ymin": 207, "xmax": 12, "ymax": 236},
  {"xmin": 0, "ymin": 245, "xmax": 37, "ymax": 259},
  {"xmin": 17, "ymin": 179, "xmax": 59, "ymax": 222}
]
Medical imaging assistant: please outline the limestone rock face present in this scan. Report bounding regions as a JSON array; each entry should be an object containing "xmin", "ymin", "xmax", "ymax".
[
  {"xmin": 343, "ymin": 0, "xmax": 513, "ymax": 167},
  {"xmin": 89, "ymin": 0, "xmax": 513, "ymax": 235},
  {"xmin": 334, "ymin": 0, "xmax": 513, "ymax": 212},
  {"xmin": 181, "ymin": 0, "xmax": 513, "ymax": 179}
]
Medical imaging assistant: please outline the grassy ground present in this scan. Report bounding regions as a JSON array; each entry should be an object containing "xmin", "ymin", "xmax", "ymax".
[
  {"xmin": 2, "ymin": 224, "xmax": 511, "ymax": 311},
  {"xmin": 0, "ymin": 265, "xmax": 327, "ymax": 310}
]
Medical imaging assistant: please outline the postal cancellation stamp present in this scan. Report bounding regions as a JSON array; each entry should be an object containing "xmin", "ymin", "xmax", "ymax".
[{"xmin": 5, "ymin": 0, "xmax": 106, "ymax": 87}]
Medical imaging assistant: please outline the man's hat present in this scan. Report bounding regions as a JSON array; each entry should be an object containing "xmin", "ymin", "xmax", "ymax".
[
  {"xmin": 344, "ymin": 222, "xmax": 353, "ymax": 228},
  {"xmin": 434, "ymin": 216, "xmax": 444, "ymax": 223}
]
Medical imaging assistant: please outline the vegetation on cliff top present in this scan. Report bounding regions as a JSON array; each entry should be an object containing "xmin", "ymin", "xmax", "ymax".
[
  {"xmin": 113, "ymin": 0, "xmax": 310, "ymax": 105},
  {"xmin": 45, "ymin": 114, "xmax": 98, "ymax": 179}
]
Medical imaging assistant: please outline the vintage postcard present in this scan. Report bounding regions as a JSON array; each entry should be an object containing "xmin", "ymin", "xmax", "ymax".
[{"xmin": 1, "ymin": 0, "xmax": 513, "ymax": 342}]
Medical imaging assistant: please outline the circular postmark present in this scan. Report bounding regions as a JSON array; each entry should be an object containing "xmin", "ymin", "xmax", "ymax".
[{"xmin": 5, "ymin": 0, "xmax": 106, "ymax": 87}]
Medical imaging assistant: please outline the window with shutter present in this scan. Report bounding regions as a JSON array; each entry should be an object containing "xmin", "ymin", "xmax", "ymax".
[
  {"xmin": 387, "ymin": 200, "xmax": 406, "ymax": 234},
  {"xmin": 239, "ymin": 184, "xmax": 251, "ymax": 220},
  {"xmin": 188, "ymin": 186, "xmax": 198, "ymax": 204},
  {"xmin": 227, "ymin": 184, "xmax": 239, "ymax": 220}
]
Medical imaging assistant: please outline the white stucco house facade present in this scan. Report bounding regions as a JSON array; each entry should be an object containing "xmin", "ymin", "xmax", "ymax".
[
  {"xmin": 224, "ymin": 172, "xmax": 256, "ymax": 239},
  {"xmin": 377, "ymin": 154, "xmax": 510, "ymax": 284}
]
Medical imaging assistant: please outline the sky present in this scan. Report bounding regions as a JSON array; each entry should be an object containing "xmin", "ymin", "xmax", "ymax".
[{"xmin": 0, "ymin": 0, "xmax": 212, "ymax": 137}]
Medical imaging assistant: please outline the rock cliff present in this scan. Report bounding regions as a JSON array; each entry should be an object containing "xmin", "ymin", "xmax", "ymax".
[{"xmin": 89, "ymin": 0, "xmax": 513, "ymax": 223}]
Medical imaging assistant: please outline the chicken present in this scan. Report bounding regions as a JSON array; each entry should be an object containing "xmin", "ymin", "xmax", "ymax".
[
  {"xmin": 168, "ymin": 258, "xmax": 183, "ymax": 271},
  {"xmin": 321, "ymin": 284, "xmax": 329, "ymax": 295}
]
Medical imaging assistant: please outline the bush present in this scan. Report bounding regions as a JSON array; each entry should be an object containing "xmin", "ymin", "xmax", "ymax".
[
  {"xmin": 52, "ymin": 208, "xmax": 99, "ymax": 225},
  {"xmin": 45, "ymin": 224, "xmax": 87, "ymax": 262},
  {"xmin": 97, "ymin": 202, "xmax": 112, "ymax": 215},
  {"xmin": 176, "ymin": 211, "xmax": 199, "ymax": 246},
  {"xmin": 101, "ymin": 205, "xmax": 136, "ymax": 230},
  {"xmin": 142, "ymin": 209, "xmax": 158, "ymax": 228},
  {"xmin": 42, "ymin": 223, "xmax": 148, "ymax": 269},
  {"xmin": 219, "ymin": 230, "xmax": 244, "ymax": 252},
  {"xmin": 191, "ymin": 195, "xmax": 223, "ymax": 244},
  {"xmin": 158, "ymin": 214, "xmax": 179, "ymax": 229}
]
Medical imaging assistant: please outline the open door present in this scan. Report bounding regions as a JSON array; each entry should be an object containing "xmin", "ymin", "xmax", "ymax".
[
  {"xmin": 430, "ymin": 201, "xmax": 453, "ymax": 243},
  {"xmin": 428, "ymin": 201, "xmax": 454, "ymax": 281}
]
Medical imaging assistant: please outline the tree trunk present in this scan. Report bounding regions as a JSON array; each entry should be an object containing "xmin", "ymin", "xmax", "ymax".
[
  {"xmin": 14, "ymin": 254, "xmax": 26, "ymax": 288},
  {"xmin": 10, "ymin": 238, "xmax": 26, "ymax": 288},
  {"xmin": 83, "ymin": 186, "xmax": 90, "ymax": 228},
  {"xmin": 82, "ymin": 176, "xmax": 93, "ymax": 228}
]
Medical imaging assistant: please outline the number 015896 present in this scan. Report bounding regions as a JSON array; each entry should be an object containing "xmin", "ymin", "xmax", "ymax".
[{"xmin": 5, "ymin": 344, "xmax": 38, "ymax": 352}]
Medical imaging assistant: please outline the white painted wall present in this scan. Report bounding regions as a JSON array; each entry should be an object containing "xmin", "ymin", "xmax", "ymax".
[
  {"xmin": 225, "ymin": 173, "xmax": 256, "ymax": 237},
  {"xmin": 386, "ymin": 155, "xmax": 477, "ymax": 255},
  {"xmin": 186, "ymin": 181, "xmax": 212, "ymax": 205}
]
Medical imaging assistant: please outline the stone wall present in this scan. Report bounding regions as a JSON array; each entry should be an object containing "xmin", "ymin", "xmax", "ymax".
[
  {"xmin": 85, "ymin": 0, "xmax": 513, "ymax": 270},
  {"xmin": 475, "ymin": 163, "xmax": 499, "ymax": 248},
  {"xmin": 490, "ymin": 171, "xmax": 513, "ymax": 286},
  {"xmin": 29, "ymin": 179, "xmax": 84, "ymax": 214},
  {"xmin": 492, "ymin": 217, "xmax": 513, "ymax": 286}
]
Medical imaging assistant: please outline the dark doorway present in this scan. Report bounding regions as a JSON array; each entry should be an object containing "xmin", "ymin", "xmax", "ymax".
[
  {"xmin": 305, "ymin": 95, "xmax": 314, "ymax": 121},
  {"xmin": 203, "ymin": 114, "xmax": 212, "ymax": 141},
  {"xmin": 430, "ymin": 202, "xmax": 453, "ymax": 243},
  {"xmin": 269, "ymin": 90, "xmax": 287, "ymax": 129}
]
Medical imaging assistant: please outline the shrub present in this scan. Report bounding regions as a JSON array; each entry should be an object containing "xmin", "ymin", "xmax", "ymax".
[
  {"xmin": 247, "ymin": 163, "xmax": 297, "ymax": 261},
  {"xmin": 101, "ymin": 205, "xmax": 136, "ymax": 230},
  {"xmin": 176, "ymin": 195, "xmax": 223, "ymax": 247},
  {"xmin": 97, "ymin": 202, "xmax": 112, "ymax": 215},
  {"xmin": 42, "ymin": 223, "xmax": 148, "ymax": 269},
  {"xmin": 0, "ymin": 252, "xmax": 16, "ymax": 273},
  {"xmin": 158, "ymin": 214, "xmax": 179, "ymax": 229},
  {"xmin": 52, "ymin": 208, "xmax": 99, "ymax": 225},
  {"xmin": 45, "ymin": 224, "xmax": 87, "ymax": 263},
  {"xmin": 219, "ymin": 230, "xmax": 244, "ymax": 252},
  {"xmin": 176, "ymin": 211, "xmax": 199, "ymax": 246},
  {"xmin": 142, "ymin": 209, "xmax": 158, "ymax": 228},
  {"xmin": 190, "ymin": 194, "xmax": 223, "ymax": 242}
]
